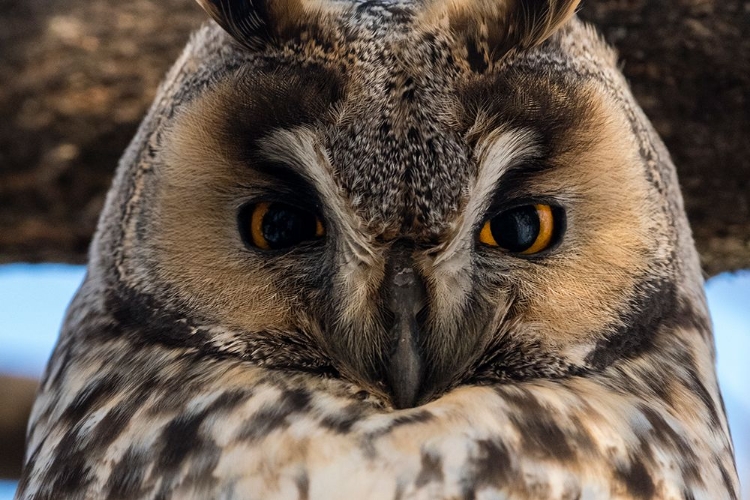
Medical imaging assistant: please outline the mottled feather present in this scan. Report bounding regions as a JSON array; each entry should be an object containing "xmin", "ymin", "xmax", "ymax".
[{"xmin": 18, "ymin": 0, "xmax": 738, "ymax": 498}]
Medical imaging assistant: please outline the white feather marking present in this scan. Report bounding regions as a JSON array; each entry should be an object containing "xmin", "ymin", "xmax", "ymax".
[
  {"xmin": 434, "ymin": 128, "xmax": 538, "ymax": 268},
  {"xmin": 257, "ymin": 127, "xmax": 376, "ymax": 267}
]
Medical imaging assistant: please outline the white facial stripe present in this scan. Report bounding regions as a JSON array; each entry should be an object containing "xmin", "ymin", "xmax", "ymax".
[
  {"xmin": 256, "ymin": 127, "xmax": 377, "ymax": 265},
  {"xmin": 435, "ymin": 128, "xmax": 538, "ymax": 266}
]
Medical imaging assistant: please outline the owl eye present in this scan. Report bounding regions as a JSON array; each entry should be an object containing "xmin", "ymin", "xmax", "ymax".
[
  {"xmin": 478, "ymin": 204, "xmax": 558, "ymax": 254},
  {"xmin": 239, "ymin": 202, "xmax": 324, "ymax": 250}
]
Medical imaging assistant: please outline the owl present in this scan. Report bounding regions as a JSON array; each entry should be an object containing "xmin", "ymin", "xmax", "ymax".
[{"xmin": 17, "ymin": 0, "xmax": 739, "ymax": 498}]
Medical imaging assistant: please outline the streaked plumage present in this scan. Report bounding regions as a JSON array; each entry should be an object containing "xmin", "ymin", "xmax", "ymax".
[{"xmin": 18, "ymin": 0, "xmax": 739, "ymax": 498}]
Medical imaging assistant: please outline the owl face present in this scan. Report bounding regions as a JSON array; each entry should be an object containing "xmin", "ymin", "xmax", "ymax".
[{"xmin": 114, "ymin": 0, "xmax": 676, "ymax": 408}]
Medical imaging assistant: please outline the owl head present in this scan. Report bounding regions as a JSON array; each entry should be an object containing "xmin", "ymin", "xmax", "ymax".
[{"xmin": 91, "ymin": 0, "xmax": 707, "ymax": 409}]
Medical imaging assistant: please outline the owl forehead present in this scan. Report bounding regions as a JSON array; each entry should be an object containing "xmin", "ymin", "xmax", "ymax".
[
  {"xmin": 312, "ymin": 17, "xmax": 476, "ymax": 238},
  {"xmin": 324, "ymin": 79, "xmax": 473, "ymax": 239},
  {"xmin": 283, "ymin": 65, "xmax": 577, "ymax": 241}
]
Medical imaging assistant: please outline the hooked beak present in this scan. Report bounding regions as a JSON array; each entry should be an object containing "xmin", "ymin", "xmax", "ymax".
[{"xmin": 383, "ymin": 244, "xmax": 427, "ymax": 409}]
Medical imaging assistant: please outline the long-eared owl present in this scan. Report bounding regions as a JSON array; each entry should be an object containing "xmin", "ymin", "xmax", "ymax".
[{"xmin": 18, "ymin": 0, "xmax": 739, "ymax": 498}]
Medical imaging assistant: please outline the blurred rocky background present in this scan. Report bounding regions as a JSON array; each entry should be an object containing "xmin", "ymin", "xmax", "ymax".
[{"xmin": 0, "ymin": 0, "xmax": 749, "ymax": 480}]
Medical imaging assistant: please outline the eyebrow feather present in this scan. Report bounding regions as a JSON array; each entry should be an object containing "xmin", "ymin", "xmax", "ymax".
[
  {"xmin": 483, "ymin": 159, "xmax": 555, "ymax": 212},
  {"xmin": 256, "ymin": 128, "xmax": 378, "ymax": 265},
  {"xmin": 434, "ymin": 128, "xmax": 538, "ymax": 266},
  {"xmin": 247, "ymin": 159, "xmax": 325, "ymax": 209}
]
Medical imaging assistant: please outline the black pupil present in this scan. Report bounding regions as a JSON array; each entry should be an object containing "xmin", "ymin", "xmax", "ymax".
[
  {"xmin": 490, "ymin": 205, "xmax": 540, "ymax": 252},
  {"xmin": 262, "ymin": 204, "xmax": 318, "ymax": 249}
]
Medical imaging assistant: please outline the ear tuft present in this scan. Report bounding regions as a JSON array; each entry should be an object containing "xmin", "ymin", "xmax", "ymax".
[
  {"xmin": 195, "ymin": 0, "xmax": 308, "ymax": 50},
  {"xmin": 423, "ymin": 0, "xmax": 580, "ymax": 70},
  {"xmin": 511, "ymin": 0, "xmax": 580, "ymax": 50}
]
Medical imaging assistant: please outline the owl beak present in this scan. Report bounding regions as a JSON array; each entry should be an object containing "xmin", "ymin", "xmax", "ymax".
[{"xmin": 384, "ymin": 245, "xmax": 427, "ymax": 409}]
